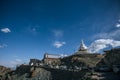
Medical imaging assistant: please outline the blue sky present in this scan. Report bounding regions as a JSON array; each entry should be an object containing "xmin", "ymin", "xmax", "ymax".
[{"xmin": 0, "ymin": 0, "xmax": 120, "ymax": 67}]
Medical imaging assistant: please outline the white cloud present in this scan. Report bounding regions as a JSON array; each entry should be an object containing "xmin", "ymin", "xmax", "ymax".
[
  {"xmin": 0, "ymin": 44, "xmax": 7, "ymax": 48},
  {"xmin": 116, "ymin": 23, "xmax": 120, "ymax": 28},
  {"xmin": 10, "ymin": 59, "xmax": 23, "ymax": 67},
  {"xmin": 53, "ymin": 30, "xmax": 63, "ymax": 37},
  {"xmin": 88, "ymin": 39, "xmax": 120, "ymax": 53},
  {"xmin": 15, "ymin": 59, "xmax": 22, "ymax": 62},
  {"xmin": 60, "ymin": 54, "xmax": 68, "ymax": 58},
  {"xmin": 53, "ymin": 41, "xmax": 66, "ymax": 48},
  {"xmin": 1, "ymin": 28, "xmax": 11, "ymax": 33}
]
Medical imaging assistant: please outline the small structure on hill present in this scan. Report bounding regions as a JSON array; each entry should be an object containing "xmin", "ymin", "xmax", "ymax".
[
  {"xmin": 78, "ymin": 40, "xmax": 87, "ymax": 51},
  {"xmin": 29, "ymin": 59, "xmax": 43, "ymax": 66},
  {"xmin": 75, "ymin": 40, "xmax": 89, "ymax": 54},
  {"xmin": 29, "ymin": 53, "xmax": 62, "ymax": 67},
  {"xmin": 43, "ymin": 53, "xmax": 61, "ymax": 65}
]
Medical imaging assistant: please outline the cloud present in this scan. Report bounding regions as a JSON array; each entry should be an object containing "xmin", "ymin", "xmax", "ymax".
[
  {"xmin": 116, "ymin": 23, "xmax": 120, "ymax": 28},
  {"xmin": 60, "ymin": 54, "xmax": 68, "ymax": 58},
  {"xmin": 1, "ymin": 28, "xmax": 11, "ymax": 33},
  {"xmin": 15, "ymin": 59, "xmax": 22, "ymax": 62},
  {"xmin": 88, "ymin": 39, "xmax": 120, "ymax": 53},
  {"xmin": 94, "ymin": 29, "xmax": 120, "ymax": 40},
  {"xmin": 0, "ymin": 44, "xmax": 7, "ymax": 48},
  {"xmin": 53, "ymin": 41, "xmax": 66, "ymax": 48},
  {"xmin": 53, "ymin": 30, "xmax": 63, "ymax": 37},
  {"xmin": 0, "ymin": 58, "xmax": 28, "ymax": 68},
  {"xmin": 10, "ymin": 59, "xmax": 23, "ymax": 67}
]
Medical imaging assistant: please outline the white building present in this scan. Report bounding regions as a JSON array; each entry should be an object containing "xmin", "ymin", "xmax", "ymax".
[{"xmin": 76, "ymin": 40, "xmax": 89, "ymax": 54}]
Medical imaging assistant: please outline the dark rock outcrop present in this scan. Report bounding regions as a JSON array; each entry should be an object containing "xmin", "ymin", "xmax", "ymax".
[
  {"xmin": 61, "ymin": 54, "xmax": 103, "ymax": 67},
  {"xmin": 0, "ymin": 65, "xmax": 11, "ymax": 80},
  {"xmin": 0, "ymin": 65, "xmax": 51, "ymax": 80},
  {"xmin": 96, "ymin": 48, "xmax": 120, "ymax": 67}
]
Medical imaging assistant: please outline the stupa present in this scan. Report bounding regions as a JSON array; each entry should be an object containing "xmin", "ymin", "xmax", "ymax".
[{"xmin": 76, "ymin": 40, "xmax": 89, "ymax": 54}]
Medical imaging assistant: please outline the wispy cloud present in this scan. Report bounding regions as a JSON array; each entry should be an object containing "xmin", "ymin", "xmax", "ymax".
[
  {"xmin": 10, "ymin": 59, "xmax": 23, "ymax": 67},
  {"xmin": 60, "ymin": 54, "xmax": 68, "ymax": 58},
  {"xmin": 52, "ymin": 30, "xmax": 66, "ymax": 48},
  {"xmin": 93, "ymin": 29, "xmax": 120, "ymax": 40},
  {"xmin": 0, "ymin": 44, "xmax": 7, "ymax": 48},
  {"xmin": 53, "ymin": 41, "xmax": 66, "ymax": 48},
  {"xmin": 88, "ymin": 39, "xmax": 120, "ymax": 53},
  {"xmin": 93, "ymin": 18, "xmax": 120, "ymax": 40},
  {"xmin": 1, "ymin": 28, "xmax": 11, "ymax": 33},
  {"xmin": 53, "ymin": 30, "xmax": 63, "ymax": 37},
  {"xmin": 90, "ymin": 19, "xmax": 120, "ymax": 53}
]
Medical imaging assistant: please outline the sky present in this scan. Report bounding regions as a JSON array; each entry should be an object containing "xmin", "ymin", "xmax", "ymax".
[{"xmin": 0, "ymin": 0, "xmax": 120, "ymax": 67}]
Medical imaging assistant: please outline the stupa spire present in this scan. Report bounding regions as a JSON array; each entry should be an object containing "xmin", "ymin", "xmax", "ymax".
[{"xmin": 79, "ymin": 40, "xmax": 87, "ymax": 51}]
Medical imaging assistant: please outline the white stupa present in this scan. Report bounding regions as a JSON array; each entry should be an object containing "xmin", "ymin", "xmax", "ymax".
[
  {"xmin": 78, "ymin": 40, "xmax": 87, "ymax": 51},
  {"xmin": 76, "ymin": 40, "xmax": 88, "ymax": 54}
]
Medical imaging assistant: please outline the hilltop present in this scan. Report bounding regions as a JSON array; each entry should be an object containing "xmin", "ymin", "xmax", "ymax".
[
  {"xmin": 97, "ymin": 48, "xmax": 120, "ymax": 67},
  {"xmin": 0, "ymin": 48, "xmax": 120, "ymax": 80},
  {"xmin": 61, "ymin": 53, "xmax": 103, "ymax": 68}
]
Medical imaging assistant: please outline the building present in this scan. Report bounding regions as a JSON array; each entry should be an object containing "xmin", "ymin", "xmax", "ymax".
[
  {"xmin": 75, "ymin": 40, "xmax": 89, "ymax": 54},
  {"xmin": 44, "ymin": 53, "xmax": 61, "ymax": 59},
  {"xmin": 43, "ymin": 53, "xmax": 61, "ymax": 65},
  {"xmin": 29, "ymin": 59, "xmax": 43, "ymax": 66}
]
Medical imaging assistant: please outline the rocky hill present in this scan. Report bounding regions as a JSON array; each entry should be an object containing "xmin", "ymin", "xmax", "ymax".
[
  {"xmin": 97, "ymin": 48, "xmax": 120, "ymax": 67},
  {"xmin": 0, "ymin": 54, "xmax": 103, "ymax": 80},
  {"xmin": 0, "ymin": 48, "xmax": 120, "ymax": 80},
  {"xmin": 0, "ymin": 65, "xmax": 91, "ymax": 80},
  {"xmin": 11, "ymin": 65, "xmax": 51, "ymax": 80},
  {"xmin": 61, "ymin": 53, "xmax": 103, "ymax": 67},
  {"xmin": 0, "ymin": 66, "xmax": 11, "ymax": 80}
]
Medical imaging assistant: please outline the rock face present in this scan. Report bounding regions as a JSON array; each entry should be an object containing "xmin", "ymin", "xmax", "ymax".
[
  {"xmin": 14, "ymin": 65, "xmax": 51, "ymax": 80},
  {"xmin": 97, "ymin": 48, "xmax": 120, "ymax": 67},
  {"xmin": 1, "ymin": 48, "xmax": 119, "ymax": 80},
  {"xmin": 0, "ymin": 65, "xmax": 11, "ymax": 80},
  {"xmin": 45, "ymin": 68, "xmax": 91, "ymax": 80},
  {"xmin": 0, "ymin": 66, "xmax": 11, "ymax": 75},
  {"xmin": 0, "ymin": 65, "xmax": 51, "ymax": 80},
  {"xmin": 61, "ymin": 54, "xmax": 103, "ymax": 67}
]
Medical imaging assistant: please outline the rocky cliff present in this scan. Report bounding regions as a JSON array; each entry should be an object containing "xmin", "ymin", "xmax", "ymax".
[
  {"xmin": 0, "ymin": 65, "xmax": 51, "ymax": 80},
  {"xmin": 0, "ymin": 65, "xmax": 11, "ymax": 80},
  {"xmin": 1, "ymin": 48, "xmax": 120, "ymax": 80},
  {"xmin": 97, "ymin": 48, "xmax": 120, "ymax": 67},
  {"xmin": 61, "ymin": 54, "xmax": 103, "ymax": 67}
]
